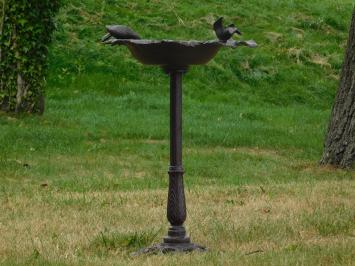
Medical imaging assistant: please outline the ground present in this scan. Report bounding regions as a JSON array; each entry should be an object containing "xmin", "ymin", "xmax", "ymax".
[{"xmin": 0, "ymin": 0, "xmax": 354, "ymax": 265}]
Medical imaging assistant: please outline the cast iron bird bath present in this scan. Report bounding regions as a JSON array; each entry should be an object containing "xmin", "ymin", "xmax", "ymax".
[{"xmin": 102, "ymin": 17, "xmax": 256, "ymax": 254}]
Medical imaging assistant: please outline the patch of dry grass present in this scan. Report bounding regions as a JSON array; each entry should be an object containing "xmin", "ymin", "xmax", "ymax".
[{"xmin": 0, "ymin": 180, "xmax": 354, "ymax": 265}]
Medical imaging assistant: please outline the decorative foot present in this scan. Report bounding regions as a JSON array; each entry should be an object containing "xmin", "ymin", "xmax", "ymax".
[
  {"xmin": 132, "ymin": 226, "xmax": 207, "ymax": 255},
  {"xmin": 132, "ymin": 242, "xmax": 206, "ymax": 255}
]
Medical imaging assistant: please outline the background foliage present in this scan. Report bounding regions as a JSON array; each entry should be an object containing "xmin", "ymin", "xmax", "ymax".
[{"xmin": 0, "ymin": 0, "xmax": 60, "ymax": 113}]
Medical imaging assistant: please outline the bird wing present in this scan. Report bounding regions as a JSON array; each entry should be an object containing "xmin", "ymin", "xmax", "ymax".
[{"xmin": 106, "ymin": 25, "xmax": 141, "ymax": 40}]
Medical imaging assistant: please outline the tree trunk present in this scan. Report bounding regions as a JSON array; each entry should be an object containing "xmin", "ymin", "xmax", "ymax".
[
  {"xmin": 320, "ymin": 8, "xmax": 355, "ymax": 168},
  {"xmin": 13, "ymin": 26, "xmax": 29, "ymax": 113}
]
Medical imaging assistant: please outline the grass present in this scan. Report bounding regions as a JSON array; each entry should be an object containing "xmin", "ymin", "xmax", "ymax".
[
  {"xmin": 0, "ymin": 0, "xmax": 355, "ymax": 265},
  {"xmin": 0, "ymin": 182, "xmax": 354, "ymax": 265}
]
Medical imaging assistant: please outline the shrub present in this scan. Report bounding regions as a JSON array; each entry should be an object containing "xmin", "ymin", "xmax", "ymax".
[{"xmin": 0, "ymin": 0, "xmax": 61, "ymax": 114}]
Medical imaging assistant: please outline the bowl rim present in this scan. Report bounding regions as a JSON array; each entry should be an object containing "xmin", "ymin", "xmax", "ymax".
[
  {"xmin": 111, "ymin": 39, "xmax": 222, "ymax": 46},
  {"xmin": 108, "ymin": 39, "xmax": 257, "ymax": 49}
]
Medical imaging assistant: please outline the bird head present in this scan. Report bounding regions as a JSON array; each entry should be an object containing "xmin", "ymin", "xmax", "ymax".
[{"xmin": 227, "ymin": 24, "xmax": 242, "ymax": 36}]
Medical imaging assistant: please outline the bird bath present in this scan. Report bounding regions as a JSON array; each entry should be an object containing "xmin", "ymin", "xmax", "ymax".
[
  {"xmin": 108, "ymin": 39, "xmax": 256, "ymax": 67},
  {"xmin": 102, "ymin": 17, "xmax": 256, "ymax": 255}
]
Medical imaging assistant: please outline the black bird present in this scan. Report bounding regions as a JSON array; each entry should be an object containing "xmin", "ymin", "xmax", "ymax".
[
  {"xmin": 101, "ymin": 25, "xmax": 141, "ymax": 42},
  {"xmin": 213, "ymin": 17, "xmax": 242, "ymax": 42}
]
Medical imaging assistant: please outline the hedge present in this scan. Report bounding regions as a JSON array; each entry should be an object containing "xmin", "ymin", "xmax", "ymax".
[{"xmin": 0, "ymin": 0, "xmax": 61, "ymax": 114}]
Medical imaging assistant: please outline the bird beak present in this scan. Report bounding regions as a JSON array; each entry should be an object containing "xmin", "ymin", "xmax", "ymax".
[
  {"xmin": 234, "ymin": 28, "xmax": 242, "ymax": 35},
  {"xmin": 101, "ymin": 33, "xmax": 112, "ymax": 42}
]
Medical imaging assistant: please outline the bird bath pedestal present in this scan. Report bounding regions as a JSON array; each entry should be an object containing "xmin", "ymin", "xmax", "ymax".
[{"xmin": 102, "ymin": 18, "xmax": 256, "ymax": 254}]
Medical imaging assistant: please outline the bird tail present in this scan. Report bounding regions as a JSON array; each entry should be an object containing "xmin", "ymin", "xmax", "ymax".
[{"xmin": 213, "ymin": 17, "xmax": 224, "ymax": 30}]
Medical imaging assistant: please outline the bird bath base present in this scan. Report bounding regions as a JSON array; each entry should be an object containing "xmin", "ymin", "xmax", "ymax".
[
  {"xmin": 133, "ymin": 226, "xmax": 206, "ymax": 255},
  {"xmin": 133, "ymin": 242, "xmax": 206, "ymax": 255}
]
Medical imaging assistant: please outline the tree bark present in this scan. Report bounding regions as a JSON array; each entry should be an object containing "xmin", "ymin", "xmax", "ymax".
[
  {"xmin": 13, "ymin": 26, "xmax": 29, "ymax": 113},
  {"xmin": 320, "ymin": 8, "xmax": 355, "ymax": 168}
]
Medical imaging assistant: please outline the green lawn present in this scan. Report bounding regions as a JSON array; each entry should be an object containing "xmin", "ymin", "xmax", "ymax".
[{"xmin": 0, "ymin": 0, "xmax": 354, "ymax": 265}]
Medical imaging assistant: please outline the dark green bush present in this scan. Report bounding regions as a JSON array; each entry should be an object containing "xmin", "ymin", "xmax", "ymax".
[{"xmin": 0, "ymin": 0, "xmax": 61, "ymax": 114}]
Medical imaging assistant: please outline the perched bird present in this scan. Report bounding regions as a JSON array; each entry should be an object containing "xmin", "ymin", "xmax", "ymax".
[
  {"xmin": 213, "ymin": 17, "xmax": 242, "ymax": 42},
  {"xmin": 101, "ymin": 25, "xmax": 141, "ymax": 42}
]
